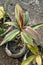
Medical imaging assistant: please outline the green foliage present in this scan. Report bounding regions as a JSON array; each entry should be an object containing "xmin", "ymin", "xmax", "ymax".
[
  {"xmin": 21, "ymin": 55, "xmax": 35, "ymax": 65},
  {"xmin": 0, "ymin": 3, "xmax": 43, "ymax": 65},
  {"xmin": 31, "ymin": 23, "xmax": 43, "ymax": 29},
  {"xmin": 21, "ymin": 54, "xmax": 42, "ymax": 65},
  {"xmin": 4, "ymin": 22, "xmax": 19, "ymax": 28},
  {"xmin": 21, "ymin": 32, "xmax": 33, "ymax": 45},
  {"xmin": 23, "ymin": 26, "xmax": 40, "ymax": 42},
  {"xmin": 21, "ymin": 43, "xmax": 42, "ymax": 65},
  {"xmin": 0, "ymin": 6, "xmax": 11, "ymax": 37},
  {"xmin": 0, "ymin": 29, "xmax": 19, "ymax": 46},
  {"xmin": 26, "ymin": 44, "xmax": 39, "ymax": 55},
  {"xmin": 24, "ymin": 11, "xmax": 30, "ymax": 26},
  {"xmin": 0, "ymin": 4, "xmax": 33, "ymax": 46},
  {"xmin": 0, "ymin": 28, "xmax": 4, "ymax": 36}
]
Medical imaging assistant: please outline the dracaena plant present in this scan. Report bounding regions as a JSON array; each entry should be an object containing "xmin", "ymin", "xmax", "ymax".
[
  {"xmin": 0, "ymin": 3, "xmax": 43, "ymax": 48},
  {"xmin": 0, "ymin": 3, "xmax": 43, "ymax": 45},
  {"xmin": 0, "ymin": 4, "xmax": 43, "ymax": 65}
]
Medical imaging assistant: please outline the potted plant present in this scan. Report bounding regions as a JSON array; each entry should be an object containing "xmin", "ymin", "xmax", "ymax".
[
  {"xmin": 0, "ymin": 4, "xmax": 28, "ymax": 58},
  {"xmin": 0, "ymin": 4, "xmax": 43, "ymax": 59}
]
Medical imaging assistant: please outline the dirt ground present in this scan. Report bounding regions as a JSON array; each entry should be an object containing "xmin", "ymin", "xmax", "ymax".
[{"xmin": 0, "ymin": 0, "xmax": 43, "ymax": 65}]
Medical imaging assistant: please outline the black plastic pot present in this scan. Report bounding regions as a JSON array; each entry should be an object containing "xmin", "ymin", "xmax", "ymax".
[{"xmin": 5, "ymin": 41, "xmax": 26, "ymax": 58}]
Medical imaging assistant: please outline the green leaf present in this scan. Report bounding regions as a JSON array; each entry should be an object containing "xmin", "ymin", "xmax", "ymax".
[
  {"xmin": 24, "ymin": 11, "xmax": 30, "ymax": 26},
  {"xmin": 4, "ymin": 22, "xmax": 19, "ymax": 28},
  {"xmin": 0, "ymin": 28, "xmax": 4, "ymax": 36},
  {"xmin": 31, "ymin": 23, "xmax": 43, "ymax": 29},
  {"xmin": 0, "ymin": 26, "xmax": 12, "ymax": 36},
  {"xmin": 21, "ymin": 32, "xmax": 33, "ymax": 45},
  {"xmin": 23, "ymin": 26, "xmax": 40, "ymax": 43},
  {"xmin": 15, "ymin": 4, "xmax": 24, "ymax": 28},
  {"xmin": 0, "ymin": 29, "xmax": 19, "ymax": 46},
  {"xmin": 21, "ymin": 55, "xmax": 35, "ymax": 65},
  {"xmin": 26, "ymin": 44, "xmax": 39, "ymax": 55}
]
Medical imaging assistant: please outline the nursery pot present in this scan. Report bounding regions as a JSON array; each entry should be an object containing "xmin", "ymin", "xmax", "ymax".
[{"xmin": 5, "ymin": 41, "xmax": 26, "ymax": 58}]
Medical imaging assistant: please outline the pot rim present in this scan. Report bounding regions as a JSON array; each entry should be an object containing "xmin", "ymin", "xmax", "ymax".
[{"xmin": 5, "ymin": 43, "xmax": 26, "ymax": 58}]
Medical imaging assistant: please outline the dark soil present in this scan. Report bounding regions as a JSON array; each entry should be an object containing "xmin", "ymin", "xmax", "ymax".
[
  {"xmin": 0, "ymin": 0, "xmax": 43, "ymax": 65},
  {"xmin": 8, "ymin": 38, "xmax": 24, "ymax": 54}
]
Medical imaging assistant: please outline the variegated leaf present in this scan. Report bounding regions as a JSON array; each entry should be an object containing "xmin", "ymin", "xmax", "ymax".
[
  {"xmin": 15, "ymin": 4, "xmax": 24, "ymax": 28},
  {"xmin": 0, "ymin": 29, "xmax": 19, "ymax": 46},
  {"xmin": 31, "ymin": 23, "xmax": 43, "ymax": 29},
  {"xmin": 24, "ymin": 11, "xmax": 30, "ymax": 26},
  {"xmin": 4, "ymin": 21, "xmax": 19, "ymax": 28},
  {"xmin": 23, "ymin": 26, "xmax": 41, "ymax": 43},
  {"xmin": 21, "ymin": 32, "xmax": 33, "ymax": 45}
]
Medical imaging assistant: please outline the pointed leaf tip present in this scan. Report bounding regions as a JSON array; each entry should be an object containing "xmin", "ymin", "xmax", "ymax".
[{"xmin": 15, "ymin": 4, "xmax": 24, "ymax": 28}]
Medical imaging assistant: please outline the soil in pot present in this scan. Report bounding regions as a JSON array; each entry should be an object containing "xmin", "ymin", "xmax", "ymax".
[{"xmin": 8, "ymin": 38, "xmax": 24, "ymax": 54}]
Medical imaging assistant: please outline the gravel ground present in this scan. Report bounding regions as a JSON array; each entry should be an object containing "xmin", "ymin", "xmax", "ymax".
[{"xmin": 0, "ymin": 0, "xmax": 43, "ymax": 65}]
